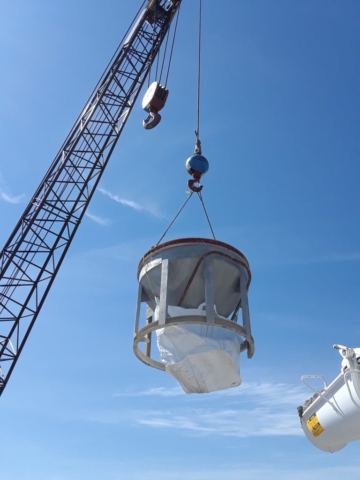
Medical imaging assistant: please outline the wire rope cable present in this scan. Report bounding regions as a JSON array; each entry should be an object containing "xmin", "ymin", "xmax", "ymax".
[
  {"xmin": 147, "ymin": 7, "xmax": 158, "ymax": 87},
  {"xmin": 194, "ymin": 0, "xmax": 216, "ymax": 240},
  {"xmin": 159, "ymin": 28, "xmax": 171, "ymax": 83},
  {"xmin": 156, "ymin": 193, "xmax": 194, "ymax": 245},
  {"xmin": 164, "ymin": 5, "xmax": 181, "ymax": 88},
  {"xmin": 155, "ymin": 190, "xmax": 215, "ymax": 246},
  {"xmin": 155, "ymin": 31, "xmax": 161, "ymax": 80},
  {"xmin": 195, "ymin": 0, "xmax": 202, "ymax": 142},
  {"xmin": 153, "ymin": 0, "xmax": 215, "ymax": 247},
  {"xmin": 148, "ymin": 2, "xmax": 181, "ymax": 87},
  {"xmin": 197, "ymin": 191, "xmax": 216, "ymax": 240}
]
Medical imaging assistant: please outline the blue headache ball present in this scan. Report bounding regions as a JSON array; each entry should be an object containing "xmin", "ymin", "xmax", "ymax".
[{"xmin": 185, "ymin": 154, "xmax": 209, "ymax": 177}]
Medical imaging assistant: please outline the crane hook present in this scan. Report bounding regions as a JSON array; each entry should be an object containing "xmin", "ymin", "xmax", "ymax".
[
  {"xmin": 142, "ymin": 82, "xmax": 169, "ymax": 130},
  {"xmin": 188, "ymin": 178, "xmax": 203, "ymax": 193},
  {"xmin": 185, "ymin": 144, "xmax": 209, "ymax": 193},
  {"xmin": 143, "ymin": 110, "xmax": 162, "ymax": 130}
]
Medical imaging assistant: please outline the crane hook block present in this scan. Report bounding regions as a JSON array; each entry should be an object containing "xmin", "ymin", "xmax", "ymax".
[
  {"xmin": 142, "ymin": 81, "xmax": 169, "ymax": 130},
  {"xmin": 185, "ymin": 154, "xmax": 209, "ymax": 193}
]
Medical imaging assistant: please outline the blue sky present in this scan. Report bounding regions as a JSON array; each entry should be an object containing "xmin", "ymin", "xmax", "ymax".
[{"xmin": 1, "ymin": 0, "xmax": 360, "ymax": 478}]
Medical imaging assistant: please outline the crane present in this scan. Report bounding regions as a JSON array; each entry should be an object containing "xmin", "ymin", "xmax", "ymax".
[{"xmin": 0, "ymin": 0, "xmax": 182, "ymax": 397}]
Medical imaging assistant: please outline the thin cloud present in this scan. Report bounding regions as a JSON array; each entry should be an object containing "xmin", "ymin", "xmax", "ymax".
[
  {"xmin": 103, "ymin": 382, "xmax": 308, "ymax": 438},
  {"xmin": 253, "ymin": 251, "xmax": 360, "ymax": 269},
  {"xmin": 114, "ymin": 466, "xmax": 360, "ymax": 480},
  {"xmin": 314, "ymin": 252, "xmax": 360, "ymax": 263},
  {"xmin": 0, "ymin": 191, "xmax": 26, "ymax": 204},
  {"xmin": 284, "ymin": 252, "xmax": 360, "ymax": 267},
  {"xmin": 84, "ymin": 405, "xmax": 301, "ymax": 438},
  {"xmin": 137, "ymin": 407, "xmax": 302, "ymax": 437},
  {"xmin": 97, "ymin": 187, "xmax": 163, "ymax": 218},
  {"xmin": 227, "ymin": 225, "xmax": 360, "ymax": 269},
  {"xmin": 114, "ymin": 382, "xmax": 306, "ymax": 406},
  {"xmin": 219, "ymin": 382, "xmax": 307, "ymax": 406},
  {"xmin": 85, "ymin": 212, "xmax": 112, "ymax": 227},
  {"xmin": 113, "ymin": 386, "xmax": 184, "ymax": 398},
  {"xmin": 133, "ymin": 383, "xmax": 306, "ymax": 438},
  {"xmin": 0, "ymin": 173, "xmax": 26, "ymax": 204}
]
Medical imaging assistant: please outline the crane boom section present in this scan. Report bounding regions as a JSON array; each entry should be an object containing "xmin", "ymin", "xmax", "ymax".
[{"xmin": 0, "ymin": 0, "xmax": 182, "ymax": 396}]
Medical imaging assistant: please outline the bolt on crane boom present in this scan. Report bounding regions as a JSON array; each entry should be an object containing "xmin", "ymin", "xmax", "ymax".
[{"xmin": 0, "ymin": 0, "xmax": 182, "ymax": 397}]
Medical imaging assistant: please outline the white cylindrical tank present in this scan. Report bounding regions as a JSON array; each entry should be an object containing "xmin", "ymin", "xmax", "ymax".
[
  {"xmin": 133, "ymin": 238, "xmax": 254, "ymax": 394},
  {"xmin": 299, "ymin": 345, "xmax": 360, "ymax": 452}
]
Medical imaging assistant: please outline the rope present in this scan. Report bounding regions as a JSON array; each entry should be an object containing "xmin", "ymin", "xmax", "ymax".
[
  {"xmin": 155, "ymin": 190, "xmax": 215, "ymax": 246},
  {"xmin": 155, "ymin": 38, "xmax": 160, "ymax": 80},
  {"xmin": 196, "ymin": 0, "xmax": 202, "ymax": 141},
  {"xmin": 156, "ymin": 193, "xmax": 194, "ymax": 245},
  {"xmin": 194, "ymin": 3, "xmax": 215, "ymax": 240},
  {"xmin": 159, "ymin": 27, "xmax": 171, "ymax": 84},
  {"xmin": 164, "ymin": 4, "xmax": 181, "ymax": 88},
  {"xmin": 197, "ymin": 191, "xmax": 216, "ymax": 240},
  {"xmin": 147, "ymin": 7, "xmax": 158, "ymax": 87}
]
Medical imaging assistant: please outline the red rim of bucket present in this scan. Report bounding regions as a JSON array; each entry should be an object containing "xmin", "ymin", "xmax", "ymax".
[{"xmin": 139, "ymin": 237, "xmax": 251, "ymax": 284}]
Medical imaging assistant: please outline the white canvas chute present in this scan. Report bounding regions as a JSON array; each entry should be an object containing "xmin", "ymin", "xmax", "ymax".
[{"xmin": 155, "ymin": 303, "xmax": 242, "ymax": 394}]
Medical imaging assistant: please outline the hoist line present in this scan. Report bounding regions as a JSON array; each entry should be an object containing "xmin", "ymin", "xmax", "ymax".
[
  {"xmin": 159, "ymin": 26, "xmax": 171, "ymax": 84},
  {"xmin": 154, "ymin": 10, "xmax": 161, "ymax": 82},
  {"xmin": 164, "ymin": 4, "xmax": 182, "ymax": 88},
  {"xmin": 197, "ymin": 191, "xmax": 216, "ymax": 240},
  {"xmin": 196, "ymin": 0, "xmax": 202, "ymax": 141},
  {"xmin": 156, "ymin": 192, "xmax": 194, "ymax": 246},
  {"xmin": 155, "ymin": 41, "xmax": 161, "ymax": 81},
  {"xmin": 147, "ymin": 7, "xmax": 158, "ymax": 87}
]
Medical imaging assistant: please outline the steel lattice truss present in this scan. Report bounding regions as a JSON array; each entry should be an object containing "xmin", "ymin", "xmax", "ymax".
[{"xmin": 0, "ymin": 0, "xmax": 182, "ymax": 396}]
